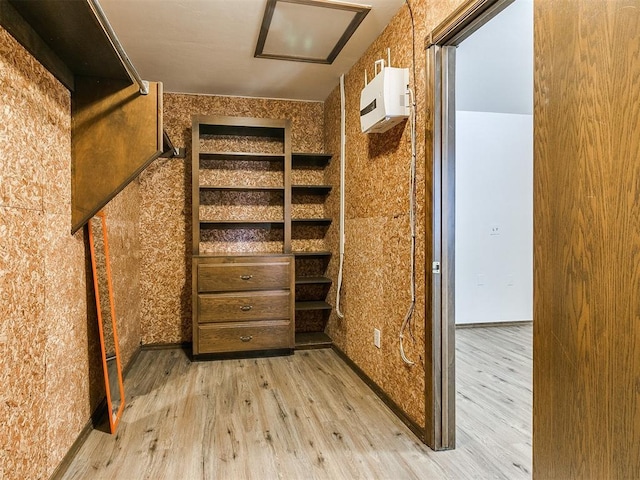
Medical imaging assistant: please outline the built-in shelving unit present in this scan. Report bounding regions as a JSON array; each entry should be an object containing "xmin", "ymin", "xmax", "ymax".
[
  {"xmin": 192, "ymin": 116, "xmax": 295, "ymax": 357},
  {"xmin": 191, "ymin": 117, "xmax": 334, "ymax": 352}
]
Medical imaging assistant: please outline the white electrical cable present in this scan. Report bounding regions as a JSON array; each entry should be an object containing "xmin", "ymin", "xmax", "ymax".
[
  {"xmin": 336, "ymin": 74, "xmax": 346, "ymax": 318},
  {"xmin": 400, "ymin": 87, "xmax": 417, "ymax": 366}
]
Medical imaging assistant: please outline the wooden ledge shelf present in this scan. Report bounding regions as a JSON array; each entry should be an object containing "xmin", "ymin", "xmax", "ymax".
[
  {"xmin": 295, "ymin": 331, "xmax": 333, "ymax": 350},
  {"xmin": 295, "ymin": 301, "xmax": 332, "ymax": 311},
  {"xmin": 194, "ymin": 252, "xmax": 290, "ymax": 258},
  {"xmin": 199, "ymin": 124, "xmax": 285, "ymax": 139},
  {"xmin": 295, "ymin": 276, "xmax": 332, "ymax": 285},
  {"xmin": 292, "ymin": 218, "xmax": 332, "ymax": 226},
  {"xmin": 200, "ymin": 152, "xmax": 285, "ymax": 161},
  {"xmin": 292, "ymin": 153, "xmax": 332, "ymax": 168},
  {"xmin": 199, "ymin": 185, "xmax": 285, "ymax": 191},
  {"xmin": 200, "ymin": 220, "xmax": 284, "ymax": 229},
  {"xmin": 292, "ymin": 185, "xmax": 333, "ymax": 195},
  {"xmin": 293, "ymin": 251, "xmax": 332, "ymax": 257}
]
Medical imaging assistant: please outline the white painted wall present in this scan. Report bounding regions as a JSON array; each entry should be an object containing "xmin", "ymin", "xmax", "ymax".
[
  {"xmin": 456, "ymin": 0, "xmax": 533, "ymax": 115},
  {"xmin": 455, "ymin": 112, "xmax": 533, "ymax": 324},
  {"xmin": 454, "ymin": 0, "xmax": 533, "ymax": 325}
]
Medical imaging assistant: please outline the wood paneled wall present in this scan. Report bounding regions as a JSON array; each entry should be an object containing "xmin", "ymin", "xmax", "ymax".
[{"xmin": 533, "ymin": 1, "xmax": 640, "ymax": 478}]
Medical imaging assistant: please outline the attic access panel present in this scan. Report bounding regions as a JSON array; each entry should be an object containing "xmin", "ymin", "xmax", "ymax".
[{"xmin": 255, "ymin": 0, "xmax": 370, "ymax": 64}]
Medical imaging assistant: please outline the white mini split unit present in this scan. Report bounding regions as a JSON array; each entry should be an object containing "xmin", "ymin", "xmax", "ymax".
[{"xmin": 360, "ymin": 56, "xmax": 409, "ymax": 134}]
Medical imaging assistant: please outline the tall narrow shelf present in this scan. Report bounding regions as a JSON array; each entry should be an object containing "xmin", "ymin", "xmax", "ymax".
[
  {"xmin": 291, "ymin": 153, "xmax": 334, "ymax": 348},
  {"xmin": 192, "ymin": 116, "xmax": 294, "ymax": 357}
]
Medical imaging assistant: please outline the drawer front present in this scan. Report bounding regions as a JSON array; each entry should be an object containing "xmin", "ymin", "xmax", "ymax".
[
  {"xmin": 198, "ymin": 261, "xmax": 290, "ymax": 292},
  {"xmin": 198, "ymin": 320, "xmax": 293, "ymax": 353},
  {"xmin": 198, "ymin": 290, "xmax": 290, "ymax": 323}
]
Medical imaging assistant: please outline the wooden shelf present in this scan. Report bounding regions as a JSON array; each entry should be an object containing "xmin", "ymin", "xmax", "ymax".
[
  {"xmin": 293, "ymin": 251, "xmax": 332, "ymax": 257},
  {"xmin": 292, "ymin": 218, "xmax": 332, "ymax": 226},
  {"xmin": 295, "ymin": 301, "xmax": 332, "ymax": 311},
  {"xmin": 199, "ymin": 185, "xmax": 285, "ymax": 191},
  {"xmin": 199, "ymin": 152, "xmax": 284, "ymax": 161},
  {"xmin": 200, "ymin": 220, "xmax": 284, "ymax": 229},
  {"xmin": 295, "ymin": 276, "xmax": 332, "ymax": 285},
  {"xmin": 199, "ymin": 124, "xmax": 285, "ymax": 139},
  {"xmin": 295, "ymin": 331, "xmax": 332, "ymax": 350},
  {"xmin": 4, "ymin": 0, "xmax": 132, "ymax": 91},
  {"xmin": 292, "ymin": 185, "xmax": 332, "ymax": 195},
  {"xmin": 292, "ymin": 153, "xmax": 332, "ymax": 168}
]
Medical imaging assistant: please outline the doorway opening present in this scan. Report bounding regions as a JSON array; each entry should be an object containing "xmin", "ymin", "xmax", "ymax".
[{"xmin": 427, "ymin": 0, "xmax": 533, "ymax": 456}]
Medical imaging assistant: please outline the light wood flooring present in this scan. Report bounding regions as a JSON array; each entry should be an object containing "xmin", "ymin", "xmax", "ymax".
[{"xmin": 62, "ymin": 325, "xmax": 532, "ymax": 479}]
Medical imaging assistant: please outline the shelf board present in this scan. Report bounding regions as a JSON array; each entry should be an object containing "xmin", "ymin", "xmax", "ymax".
[
  {"xmin": 295, "ymin": 276, "xmax": 332, "ymax": 285},
  {"xmin": 200, "ymin": 152, "xmax": 284, "ymax": 161},
  {"xmin": 292, "ymin": 184, "xmax": 332, "ymax": 195},
  {"xmin": 292, "ymin": 218, "xmax": 332, "ymax": 226},
  {"xmin": 200, "ymin": 185, "xmax": 285, "ymax": 191},
  {"xmin": 200, "ymin": 220, "xmax": 284, "ymax": 229},
  {"xmin": 199, "ymin": 124, "xmax": 285, "ymax": 139},
  {"xmin": 5, "ymin": 0, "xmax": 132, "ymax": 91},
  {"xmin": 292, "ymin": 153, "xmax": 332, "ymax": 168},
  {"xmin": 293, "ymin": 251, "xmax": 332, "ymax": 257},
  {"xmin": 295, "ymin": 301, "xmax": 332, "ymax": 311},
  {"xmin": 295, "ymin": 331, "xmax": 333, "ymax": 350},
  {"xmin": 193, "ymin": 252, "xmax": 290, "ymax": 258}
]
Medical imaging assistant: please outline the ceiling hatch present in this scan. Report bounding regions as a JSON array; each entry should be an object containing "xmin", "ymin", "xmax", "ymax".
[{"xmin": 255, "ymin": 0, "xmax": 371, "ymax": 64}]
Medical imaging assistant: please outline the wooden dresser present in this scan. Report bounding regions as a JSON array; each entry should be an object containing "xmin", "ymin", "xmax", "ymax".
[{"xmin": 193, "ymin": 255, "xmax": 295, "ymax": 355}]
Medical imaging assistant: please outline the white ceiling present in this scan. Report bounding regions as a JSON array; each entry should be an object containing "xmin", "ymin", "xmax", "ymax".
[{"xmin": 99, "ymin": 0, "xmax": 406, "ymax": 102}]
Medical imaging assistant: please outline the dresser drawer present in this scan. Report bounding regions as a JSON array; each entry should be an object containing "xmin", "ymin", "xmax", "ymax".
[
  {"xmin": 197, "ymin": 320, "xmax": 293, "ymax": 353},
  {"xmin": 198, "ymin": 260, "xmax": 291, "ymax": 292},
  {"xmin": 198, "ymin": 290, "xmax": 290, "ymax": 323}
]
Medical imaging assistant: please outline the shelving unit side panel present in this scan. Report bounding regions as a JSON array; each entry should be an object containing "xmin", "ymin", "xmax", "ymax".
[{"xmin": 192, "ymin": 118, "xmax": 201, "ymax": 255}]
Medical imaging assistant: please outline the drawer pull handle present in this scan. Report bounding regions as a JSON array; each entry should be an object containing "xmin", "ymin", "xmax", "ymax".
[
  {"xmin": 240, "ymin": 305, "xmax": 253, "ymax": 311},
  {"xmin": 240, "ymin": 275, "xmax": 253, "ymax": 280},
  {"xmin": 240, "ymin": 335, "xmax": 253, "ymax": 342}
]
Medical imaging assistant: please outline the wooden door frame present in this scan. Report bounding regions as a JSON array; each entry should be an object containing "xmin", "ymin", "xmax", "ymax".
[{"xmin": 424, "ymin": 0, "xmax": 514, "ymax": 451}]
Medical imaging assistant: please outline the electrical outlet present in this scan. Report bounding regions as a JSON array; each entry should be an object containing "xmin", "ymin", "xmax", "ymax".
[{"xmin": 374, "ymin": 329, "xmax": 381, "ymax": 348}]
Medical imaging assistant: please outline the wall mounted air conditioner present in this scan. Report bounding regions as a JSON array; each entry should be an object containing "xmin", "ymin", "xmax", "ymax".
[{"xmin": 360, "ymin": 64, "xmax": 409, "ymax": 134}]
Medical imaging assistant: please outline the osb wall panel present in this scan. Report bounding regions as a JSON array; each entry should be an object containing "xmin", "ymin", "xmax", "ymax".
[
  {"xmin": 0, "ymin": 25, "xmax": 143, "ymax": 478},
  {"xmin": 323, "ymin": 0, "xmax": 464, "ymax": 429},
  {"xmin": 1, "ymin": 25, "xmax": 84, "ymax": 479},
  {"xmin": 139, "ymin": 94, "xmax": 324, "ymax": 344}
]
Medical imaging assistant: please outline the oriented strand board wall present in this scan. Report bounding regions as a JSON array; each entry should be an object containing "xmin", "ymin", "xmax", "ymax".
[
  {"xmin": 0, "ymin": 26, "xmax": 83, "ymax": 478},
  {"xmin": 324, "ymin": 0, "xmax": 467, "ymax": 431},
  {"xmin": 324, "ymin": 0, "xmax": 428, "ymax": 428},
  {"xmin": 139, "ymin": 94, "xmax": 324, "ymax": 344},
  {"xmin": 534, "ymin": 1, "xmax": 640, "ymax": 478},
  {"xmin": 0, "ymin": 26, "xmax": 142, "ymax": 478}
]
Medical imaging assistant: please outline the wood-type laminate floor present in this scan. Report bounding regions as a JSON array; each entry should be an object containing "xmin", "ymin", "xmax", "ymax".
[{"xmin": 62, "ymin": 325, "xmax": 532, "ymax": 479}]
